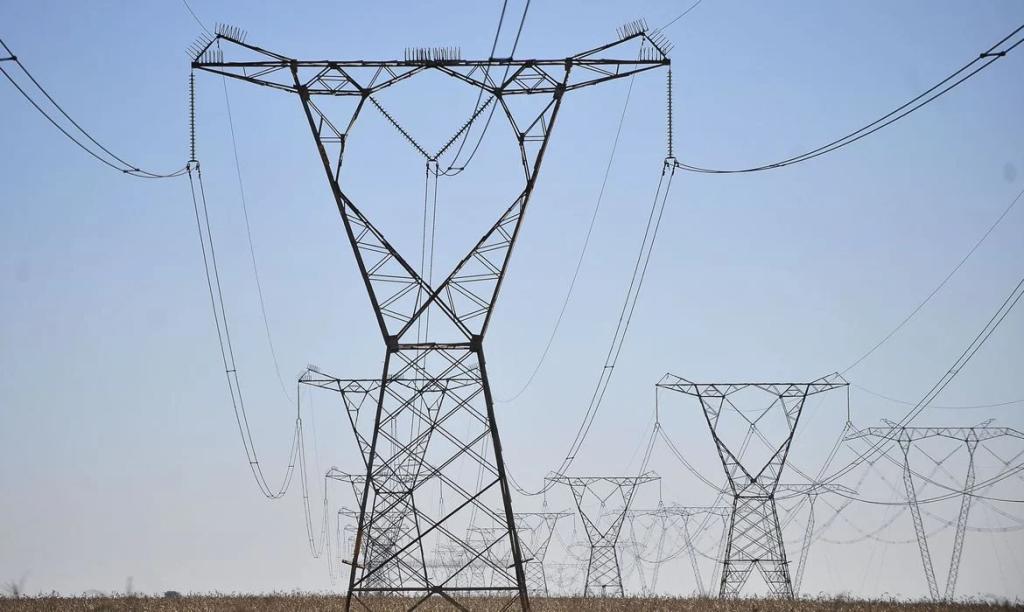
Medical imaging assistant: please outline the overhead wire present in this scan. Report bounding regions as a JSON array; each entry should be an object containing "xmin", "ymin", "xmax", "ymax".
[
  {"xmin": 220, "ymin": 73, "xmax": 294, "ymax": 404},
  {"xmin": 181, "ymin": 3, "xmax": 306, "ymax": 503},
  {"xmin": 510, "ymin": 159, "xmax": 678, "ymax": 497},
  {"xmin": 659, "ymin": 0, "xmax": 704, "ymax": 31},
  {"xmin": 497, "ymin": 66, "xmax": 638, "ymax": 403},
  {"xmin": 762, "ymin": 185, "xmax": 1024, "ymax": 516},
  {"xmin": 181, "ymin": 0, "xmax": 210, "ymax": 34},
  {"xmin": 853, "ymin": 383, "xmax": 1023, "ymax": 411},
  {"xmin": 499, "ymin": 6, "xmax": 707, "ymax": 403},
  {"xmin": 440, "ymin": 0, "xmax": 530, "ymax": 177},
  {"xmin": 672, "ymin": 23, "xmax": 1024, "ymax": 174},
  {"xmin": 0, "ymin": 36, "xmax": 188, "ymax": 178},
  {"xmin": 502, "ymin": 5, "xmax": 704, "ymax": 491},
  {"xmin": 820, "ymin": 270, "xmax": 1024, "ymax": 489},
  {"xmin": 187, "ymin": 162, "xmax": 301, "ymax": 499},
  {"xmin": 842, "ymin": 185, "xmax": 1024, "ymax": 375},
  {"xmin": 440, "ymin": 0, "xmax": 507, "ymax": 175}
]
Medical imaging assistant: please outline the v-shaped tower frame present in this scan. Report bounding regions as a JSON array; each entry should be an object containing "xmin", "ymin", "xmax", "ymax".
[
  {"xmin": 547, "ymin": 473, "xmax": 659, "ymax": 597},
  {"xmin": 657, "ymin": 374, "xmax": 848, "ymax": 598},
  {"xmin": 192, "ymin": 21, "xmax": 670, "ymax": 611},
  {"xmin": 846, "ymin": 420, "xmax": 1024, "ymax": 601}
]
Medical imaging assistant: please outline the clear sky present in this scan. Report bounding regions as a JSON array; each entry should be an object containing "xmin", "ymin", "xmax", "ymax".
[{"xmin": 1, "ymin": 0, "xmax": 1023, "ymax": 601}]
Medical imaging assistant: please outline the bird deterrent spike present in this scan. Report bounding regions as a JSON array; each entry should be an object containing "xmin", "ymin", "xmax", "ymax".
[
  {"xmin": 187, "ymin": 32, "xmax": 215, "ymax": 61},
  {"xmin": 215, "ymin": 23, "xmax": 248, "ymax": 44},
  {"xmin": 617, "ymin": 18, "xmax": 649, "ymax": 41}
]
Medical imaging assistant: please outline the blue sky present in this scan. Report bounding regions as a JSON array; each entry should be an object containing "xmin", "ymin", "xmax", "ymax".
[{"xmin": 1, "ymin": 0, "xmax": 1023, "ymax": 600}]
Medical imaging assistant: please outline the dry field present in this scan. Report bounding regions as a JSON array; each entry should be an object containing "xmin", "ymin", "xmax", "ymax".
[{"xmin": 0, "ymin": 596, "xmax": 1021, "ymax": 611}]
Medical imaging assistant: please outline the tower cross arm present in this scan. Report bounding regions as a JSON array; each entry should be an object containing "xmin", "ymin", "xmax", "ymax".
[
  {"xmin": 775, "ymin": 482, "xmax": 857, "ymax": 496},
  {"xmin": 545, "ymin": 472, "xmax": 660, "ymax": 487},
  {"xmin": 846, "ymin": 424, "xmax": 1024, "ymax": 443},
  {"xmin": 190, "ymin": 30, "xmax": 669, "ymax": 96},
  {"xmin": 657, "ymin": 372, "xmax": 848, "ymax": 399},
  {"xmin": 298, "ymin": 366, "xmax": 381, "ymax": 394}
]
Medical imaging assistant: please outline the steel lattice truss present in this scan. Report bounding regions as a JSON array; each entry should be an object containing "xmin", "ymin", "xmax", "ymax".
[
  {"xmin": 192, "ymin": 21, "xmax": 670, "ymax": 611},
  {"xmin": 514, "ymin": 512, "xmax": 572, "ymax": 596},
  {"xmin": 547, "ymin": 473, "xmax": 659, "ymax": 597},
  {"xmin": 846, "ymin": 420, "xmax": 1024, "ymax": 601},
  {"xmin": 657, "ymin": 373, "xmax": 848, "ymax": 598}
]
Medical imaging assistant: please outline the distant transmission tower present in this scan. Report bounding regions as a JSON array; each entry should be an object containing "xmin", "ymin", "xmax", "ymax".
[
  {"xmin": 191, "ymin": 21, "xmax": 670, "ymax": 611},
  {"xmin": 628, "ymin": 504, "xmax": 731, "ymax": 596},
  {"xmin": 548, "ymin": 473, "xmax": 659, "ymax": 596},
  {"xmin": 846, "ymin": 420, "xmax": 1024, "ymax": 601},
  {"xmin": 657, "ymin": 374, "xmax": 848, "ymax": 598},
  {"xmin": 775, "ymin": 482, "xmax": 856, "ymax": 596},
  {"xmin": 514, "ymin": 512, "xmax": 573, "ymax": 595}
]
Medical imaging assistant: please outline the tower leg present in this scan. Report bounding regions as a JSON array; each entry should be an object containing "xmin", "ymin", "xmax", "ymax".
[
  {"xmin": 901, "ymin": 440, "xmax": 939, "ymax": 600},
  {"xmin": 721, "ymin": 495, "xmax": 793, "ymax": 598},
  {"xmin": 347, "ymin": 346, "xmax": 529, "ymax": 611},
  {"xmin": 944, "ymin": 439, "xmax": 977, "ymax": 601},
  {"xmin": 585, "ymin": 543, "xmax": 623, "ymax": 596},
  {"xmin": 793, "ymin": 494, "xmax": 816, "ymax": 596}
]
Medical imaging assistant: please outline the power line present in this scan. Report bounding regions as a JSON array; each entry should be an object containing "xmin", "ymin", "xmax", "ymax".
[
  {"xmin": 843, "ymin": 186, "xmax": 1024, "ymax": 374},
  {"xmin": 498, "ymin": 69, "xmax": 638, "ymax": 403},
  {"xmin": 220, "ymin": 74, "xmax": 293, "ymax": 405},
  {"xmin": 439, "ymin": 0, "xmax": 507, "ymax": 176},
  {"xmin": 181, "ymin": 0, "xmax": 211, "ymax": 35},
  {"xmin": 441, "ymin": 0, "xmax": 530, "ymax": 176},
  {"xmin": 674, "ymin": 23, "xmax": 1024, "ymax": 174},
  {"xmin": 853, "ymin": 383, "xmax": 1023, "ymax": 411},
  {"xmin": 187, "ymin": 162, "xmax": 300, "ymax": 499},
  {"xmin": 0, "ymin": 36, "xmax": 187, "ymax": 179},
  {"xmin": 510, "ymin": 160, "xmax": 679, "ymax": 497},
  {"xmin": 820, "ymin": 269, "xmax": 1024, "ymax": 488},
  {"xmin": 659, "ymin": 0, "xmax": 704, "ymax": 31}
]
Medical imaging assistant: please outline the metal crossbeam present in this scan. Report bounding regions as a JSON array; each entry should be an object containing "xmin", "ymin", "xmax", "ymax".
[{"xmin": 192, "ymin": 21, "xmax": 670, "ymax": 611}]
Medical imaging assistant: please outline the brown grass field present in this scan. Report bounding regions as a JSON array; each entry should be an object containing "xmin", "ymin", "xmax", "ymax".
[{"xmin": 0, "ymin": 596, "xmax": 1021, "ymax": 611}]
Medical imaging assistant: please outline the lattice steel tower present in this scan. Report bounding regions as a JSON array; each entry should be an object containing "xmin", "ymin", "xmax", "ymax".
[
  {"xmin": 657, "ymin": 374, "xmax": 848, "ymax": 598},
  {"xmin": 515, "ymin": 511, "xmax": 572, "ymax": 596},
  {"xmin": 847, "ymin": 420, "xmax": 1024, "ymax": 601},
  {"xmin": 191, "ymin": 21, "xmax": 670, "ymax": 611},
  {"xmin": 548, "ymin": 473, "xmax": 659, "ymax": 597},
  {"xmin": 775, "ymin": 482, "xmax": 856, "ymax": 596}
]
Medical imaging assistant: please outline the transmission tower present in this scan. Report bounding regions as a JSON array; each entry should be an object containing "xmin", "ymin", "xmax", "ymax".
[
  {"xmin": 775, "ymin": 483, "xmax": 856, "ymax": 596},
  {"xmin": 326, "ymin": 468, "xmax": 366, "ymax": 500},
  {"xmin": 191, "ymin": 21, "xmax": 670, "ymax": 610},
  {"xmin": 547, "ymin": 473, "xmax": 659, "ymax": 597},
  {"xmin": 427, "ymin": 543, "xmax": 470, "ymax": 589},
  {"xmin": 327, "ymin": 468, "xmax": 412, "ymax": 590},
  {"xmin": 846, "ymin": 420, "xmax": 1024, "ymax": 601},
  {"xmin": 629, "ymin": 505, "xmax": 731, "ymax": 596},
  {"xmin": 545, "ymin": 562, "xmax": 582, "ymax": 596},
  {"xmin": 657, "ymin": 374, "xmax": 848, "ymax": 598},
  {"xmin": 514, "ymin": 512, "xmax": 572, "ymax": 596}
]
